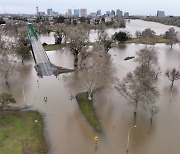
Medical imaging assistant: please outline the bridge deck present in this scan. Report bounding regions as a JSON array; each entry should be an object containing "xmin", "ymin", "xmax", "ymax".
[{"xmin": 28, "ymin": 24, "xmax": 54, "ymax": 77}]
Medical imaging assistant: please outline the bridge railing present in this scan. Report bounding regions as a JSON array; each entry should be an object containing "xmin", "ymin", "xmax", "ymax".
[{"xmin": 27, "ymin": 24, "xmax": 39, "ymax": 40}]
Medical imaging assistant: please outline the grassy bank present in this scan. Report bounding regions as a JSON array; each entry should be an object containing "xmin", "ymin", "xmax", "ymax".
[
  {"xmin": 76, "ymin": 92, "xmax": 101, "ymax": 131},
  {"xmin": 126, "ymin": 38, "xmax": 178, "ymax": 44},
  {"xmin": 0, "ymin": 111, "xmax": 48, "ymax": 154},
  {"xmin": 44, "ymin": 44, "xmax": 62, "ymax": 51}
]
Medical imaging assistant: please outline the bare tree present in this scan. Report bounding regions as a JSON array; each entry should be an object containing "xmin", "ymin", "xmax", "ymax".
[
  {"xmin": 116, "ymin": 47, "xmax": 159, "ymax": 119},
  {"xmin": 135, "ymin": 30, "xmax": 142, "ymax": 38},
  {"xmin": 135, "ymin": 48, "xmax": 158, "ymax": 67},
  {"xmin": 115, "ymin": 66, "xmax": 159, "ymax": 118},
  {"xmin": 97, "ymin": 30, "xmax": 113, "ymax": 53},
  {"xmin": 66, "ymin": 25, "xmax": 90, "ymax": 69},
  {"xmin": 140, "ymin": 28, "xmax": 156, "ymax": 45},
  {"xmin": 135, "ymin": 48, "xmax": 161, "ymax": 79},
  {"xmin": 52, "ymin": 23, "xmax": 67, "ymax": 44},
  {"xmin": 65, "ymin": 44, "xmax": 115, "ymax": 100},
  {"xmin": 17, "ymin": 26, "xmax": 29, "ymax": 46},
  {"xmin": 166, "ymin": 68, "xmax": 180, "ymax": 88},
  {"xmin": 163, "ymin": 27, "xmax": 178, "ymax": 49},
  {"xmin": 0, "ymin": 38, "xmax": 18, "ymax": 83},
  {"xmin": 149, "ymin": 105, "xmax": 159, "ymax": 124}
]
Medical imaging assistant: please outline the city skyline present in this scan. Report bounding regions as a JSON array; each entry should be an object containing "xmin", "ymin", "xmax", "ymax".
[{"xmin": 0, "ymin": 0, "xmax": 180, "ymax": 16}]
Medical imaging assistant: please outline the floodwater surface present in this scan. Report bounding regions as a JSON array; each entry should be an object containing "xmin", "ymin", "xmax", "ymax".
[{"xmin": 1, "ymin": 20, "xmax": 180, "ymax": 154}]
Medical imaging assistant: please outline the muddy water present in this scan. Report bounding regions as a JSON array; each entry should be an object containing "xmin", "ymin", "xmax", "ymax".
[{"xmin": 1, "ymin": 20, "xmax": 180, "ymax": 154}]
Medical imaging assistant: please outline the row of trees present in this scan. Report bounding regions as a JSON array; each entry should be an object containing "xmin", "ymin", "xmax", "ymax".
[
  {"xmin": 0, "ymin": 23, "xmax": 31, "ymax": 83},
  {"xmin": 115, "ymin": 48, "xmax": 160, "ymax": 122},
  {"xmin": 144, "ymin": 16, "xmax": 180, "ymax": 27}
]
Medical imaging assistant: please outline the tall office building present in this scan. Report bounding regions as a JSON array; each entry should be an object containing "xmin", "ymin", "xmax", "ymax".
[
  {"xmin": 157, "ymin": 11, "xmax": 165, "ymax": 17},
  {"xmin": 111, "ymin": 10, "xmax": 115, "ymax": 16},
  {"xmin": 74, "ymin": 9, "xmax": 80, "ymax": 17},
  {"xmin": 80, "ymin": 9, "xmax": 87, "ymax": 17},
  {"xmin": 97, "ymin": 9, "xmax": 101, "ymax": 16},
  {"xmin": 116, "ymin": 9, "xmax": 123, "ymax": 17},
  {"xmin": 47, "ymin": 9, "xmax": 53, "ymax": 16},
  {"xmin": 67, "ymin": 9, "xmax": 72, "ymax": 17},
  {"xmin": 106, "ymin": 11, "xmax": 111, "ymax": 16},
  {"xmin": 124, "ymin": 12, "xmax": 129, "ymax": 17}
]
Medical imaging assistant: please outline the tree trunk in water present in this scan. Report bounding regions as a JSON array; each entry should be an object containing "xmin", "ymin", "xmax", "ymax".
[
  {"xmin": 74, "ymin": 55, "xmax": 78, "ymax": 69},
  {"xmin": 134, "ymin": 102, "xmax": 138, "ymax": 118},
  {"xmin": 151, "ymin": 109, "xmax": 153, "ymax": 124},
  {"xmin": 170, "ymin": 83, "xmax": 174, "ymax": 103}
]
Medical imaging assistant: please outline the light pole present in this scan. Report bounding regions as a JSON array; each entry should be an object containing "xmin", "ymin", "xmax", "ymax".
[
  {"xmin": 126, "ymin": 125, "xmax": 136, "ymax": 153},
  {"xmin": 22, "ymin": 83, "xmax": 27, "ymax": 105}
]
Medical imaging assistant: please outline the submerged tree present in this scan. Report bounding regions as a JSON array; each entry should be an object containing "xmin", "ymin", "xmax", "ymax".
[
  {"xmin": 135, "ymin": 48, "xmax": 158, "ymax": 66},
  {"xmin": 97, "ymin": 29, "xmax": 113, "ymax": 52},
  {"xmin": 115, "ymin": 47, "xmax": 160, "ymax": 120},
  {"xmin": 16, "ymin": 44, "xmax": 31, "ymax": 63},
  {"xmin": 166, "ymin": 68, "xmax": 180, "ymax": 88},
  {"xmin": 53, "ymin": 23, "xmax": 67, "ymax": 44},
  {"xmin": 115, "ymin": 66, "xmax": 159, "ymax": 117},
  {"xmin": 66, "ymin": 25, "xmax": 90, "ymax": 69},
  {"xmin": 66, "ymin": 44, "xmax": 115, "ymax": 100},
  {"xmin": 0, "ymin": 38, "xmax": 18, "ymax": 83},
  {"xmin": 135, "ymin": 48, "xmax": 161, "ymax": 79},
  {"xmin": 163, "ymin": 27, "xmax": 178, "ymax": 49}
]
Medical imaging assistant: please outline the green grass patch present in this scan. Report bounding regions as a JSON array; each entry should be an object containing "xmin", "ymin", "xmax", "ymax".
[
  {"xmin": 124, "ymin": 56, "xmax": 135, "ymax": 61},
  {"xmin": 44, "ymin": 44, "xmax": 62, "ymax": 51},
  {"xmin": 76, "ymin": 92, "xmax": 101, "ymax": 132},
  {"xmin": 0, "ymin": 111, "xmax": 48, "ymax": 154},
  {"xmin": 126, "ymin": 37, "xmax": 178, "ymax": 45}
]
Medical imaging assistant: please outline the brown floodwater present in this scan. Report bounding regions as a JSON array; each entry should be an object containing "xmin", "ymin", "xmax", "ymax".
[{"xmin": 1, "ymin": 20, "xmax": 180, "ymax": 154}]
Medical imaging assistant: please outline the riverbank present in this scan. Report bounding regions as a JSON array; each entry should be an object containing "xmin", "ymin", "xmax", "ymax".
[
  {"xmin": 76, "ymin": 92, "xmax": 101, "ymax": 132},
  {"xmin": 126, "ymin": 37, "xmax": 178, "ymax": 45},
  {"xmin": 0, "ymin": 111, "xmax": 48, "ymax": 154},
  {"xmin": 44, "ymin": 37, "xmax": 178, "ymax": 52},
  {"xmin": 44, "ymin": 44, "xmax": 63, "ymax": 51}
]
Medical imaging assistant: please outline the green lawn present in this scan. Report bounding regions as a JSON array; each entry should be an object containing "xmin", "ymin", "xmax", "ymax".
[
  {"xmin": 76, "ymin": 92, "xmax": 101, "ymax": 132},
  {"xmin": 0, "ymin": 111, "xmax": 47, "ymax": 154}
]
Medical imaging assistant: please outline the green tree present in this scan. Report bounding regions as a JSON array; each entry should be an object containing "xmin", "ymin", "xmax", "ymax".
[
  {"xmin": 16, "ymin": 44, "xmax": 31, "ymax": 63},
  {"xmin": 0, "ymin": 93, "xmax": 16, "ymax": 112},
  {"xmin": 113, "ymin": 31, "xmax": 129, "ymax": 43}
]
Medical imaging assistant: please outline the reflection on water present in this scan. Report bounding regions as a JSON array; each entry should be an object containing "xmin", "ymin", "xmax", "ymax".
[{"xmin": 1, "ymin": 20, "xmax": 180, "ymax": 154}]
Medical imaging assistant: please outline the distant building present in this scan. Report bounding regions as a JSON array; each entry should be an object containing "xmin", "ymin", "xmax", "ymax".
[
  {"xmin": 111, "ymin": 10, "xmax": 115, "ymax": 16},
  {"xmin": 90, "ymin": 12, "xmax": 97, "ymax": 17},
  {"xmin": 106, "ymin": 11, "xmax": 111, "ymax": 16},
  {"xmin": 157, "ymin": 11, "xmax": 165, "ymax": 17},
  {"xmin": 38, "ymin": 12, "xmax": 45, "ymax": 16},
  {"xmin": 47, "ymin": 9, "xmax": 53, "ymax": 16},
  {"xmin": 97, "ymin": 9, "xmax": 101, "ymax": 16},
  {"xmin": 36, "ymin": 6, "xmax": 39, "ymax": 15},
  {"xmin": 80, "ymin": 9, "xmax": 87, "ymax": 17},
  {"xmin": 67, "ymin": 9, "xmax": 72, "ymax": 17},
  {"xmin": 74, "ymin": 9, "xmax": 80, "ymax": 17},
  {"xmin": 116, "ymin": 9, "xmax": 123, "ymax": 17},
  {"xmin": 124, "ymin": 12, "xmax": 129, "ymax": 17},
  {"xmin": 52, "ymin": 11, "xmax": 59, "ymax": 17}
]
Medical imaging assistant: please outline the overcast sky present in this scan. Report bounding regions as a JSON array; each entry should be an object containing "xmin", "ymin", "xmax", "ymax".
[{"xmin": 0, "ymin": 0, "xmax": 180, "ymax": 16}]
